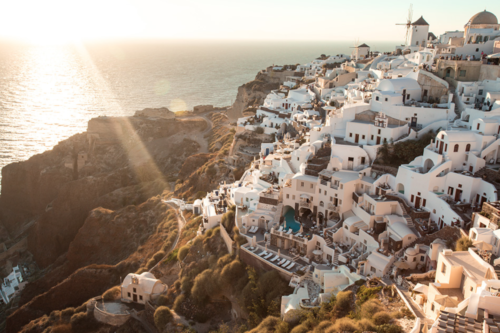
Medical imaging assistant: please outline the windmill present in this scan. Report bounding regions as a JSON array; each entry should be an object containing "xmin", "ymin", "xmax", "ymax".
[{"xmin": 396, "ymin": 4, "xmax": 413, "ymax": 46}]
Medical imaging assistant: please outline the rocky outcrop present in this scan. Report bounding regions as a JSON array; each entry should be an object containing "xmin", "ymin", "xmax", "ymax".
[
  {"xmin": 228, "ymin": 72, "xmax": 282, "ymax": 121},
  {"xmin": 133, "ymin": 107, "xmax": 175, "ymax": 119},
  {"xmin": 0, "ymin": 116, "xmax": 206, "ymax": 269},
  {"xmin": 10, "ymin": 197, "xmax": 171, "ymax": 332}
]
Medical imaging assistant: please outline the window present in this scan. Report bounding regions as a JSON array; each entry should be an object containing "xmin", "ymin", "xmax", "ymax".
[
  {"xmin": 444, "ymin": 144, "xmax": 447, "ymax": 152},
  {"xmin": 385, "ymin": 98, "xmax": 388, "ymax": 102},
  {"xmin": 378, "ymin": 129, "xmax": 381, "ymax": 135},
  {"xmin": 349, "ymin": 133, "xmax": 352, "ymax": 137},
  {"xmin": 441, "ymin": 263, "xmax": 447, "ymax": 274},
  {"xmin": 297, "ymin": 157, "xmax": 299, "ymax": 161},
  {"xmin": 475, "ymin": 48, "xmax": 479, "ymax": 52},
  {"xmin": 320, "ymin": 201, "xmax": 324, "ymax": 207},
  {"xmin": 479, "ymin": 89, "xmax": 484, "ymax": 95},
  {"xmin": 407, "ymin": 94, "xmax": 410, "ymax": 100},
  {"xmin": 454, "ymin": 144, "xmax": 459, "ymax": 152},
  {"xmin": 477, "ymin": 123, "xmax": 480, "ymax": 130},
  {"xmin": 371, "ymin": 135, "xmax": 374, "ymax": 140},
  {"xmin": 423, "ymin": 199, "xmax": 426, "ymax": 207},
  {"xmin": 441, "ymin": 134, "xmax": 444, "ymax": 139},
  {"xmin": 413, "ymin": 257, "xmax": 416, "ymax": 262},
  {"xmin": 460, "ymin": 70, "xmax": 466, "ymax": 77},
  {"xmin": 301, "ymin": 182, "xmax": 304, "ymax": 187},
  {"xmin": 292, "ymin": 195, "xmax": 295, "ymax": 200},
  {"xmin": 420, "ymin": 256, "xmax": 425, "ymax": 262},
  {"xmin": 376, "ymin": 96, "xmax": 379, "ymax": 101},
  {"xmin": 371, "ymin": 267, "xmax": 376, "ymax": 273},
  {"xmin": 431, "ymin": 304, "xmax": 435, "ymax": 311},
  {"xmin": 310, "ymin": 184, "xmax": 314, "ymax": 189},
  {"xmin": 319, "ymin": 189, "xmax": 321, "ymax": 194},
  {"xmin": 133, "ymin": 288, "xmax": 137, "ymax": 293},
  {"xmin": 411, "ymin": 195, "xmax": 414, "ymax": 203},
  {"xmin": 139, "ymin": 295, "xmax": 143, "ymax": 301},
  {"xmin": 466, "ymin": 144, "xmax": 471, "ymax": 152},
  {"xmin": 286, "ymin": 194, "xmax": 289, "ymax": 199},
  {"xmin": 448, "ymin": 187, "xmax": 454, "ymax": 195},
  {"xmin": 128, "ymin": 292, "xmax": 131, "ymax": 297},
  {"xmin": 470, "ymin": 286, "xmax": 474, "ymax": 292},
  {"xmin": 362, "ymin": 135, "xmax": 365, "ymax": 139}
]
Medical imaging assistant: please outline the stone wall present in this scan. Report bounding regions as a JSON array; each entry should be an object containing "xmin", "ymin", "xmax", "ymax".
[
  {"xmin": 134, "ymin": 107, "xmax": 175, "ymax": 119},
  {"xmin": 220, "ymin": 224, "xmax": 234, "ymax": 254},
  {"xmin": 93, "ymin": 303, "xmax": 130, "ymax": 326},
  {"xmin": 193, "ymin": 105, "xmax": 214, "ymax": 113}
]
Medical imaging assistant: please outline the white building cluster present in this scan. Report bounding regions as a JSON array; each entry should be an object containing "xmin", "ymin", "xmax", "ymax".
[{"xmin": 196, "ymin": 9, "xmax": 500, "ymax": 329}]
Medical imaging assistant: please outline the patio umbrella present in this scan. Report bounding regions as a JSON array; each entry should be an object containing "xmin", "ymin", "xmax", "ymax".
[{"xmin": 394, "ymin": 260, "xmax": 411, "ymax": 269}]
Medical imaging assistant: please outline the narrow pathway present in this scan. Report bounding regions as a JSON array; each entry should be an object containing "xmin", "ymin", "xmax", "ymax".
[{"xmin": 149, "ymin": 202, "xmax": 185, "ymax": 273}]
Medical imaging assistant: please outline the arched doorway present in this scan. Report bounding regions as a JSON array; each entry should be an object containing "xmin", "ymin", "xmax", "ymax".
[
  {"xmin": 318, "ymin": 212, "xmax": 324, "ymax": 228},
  {"xmin": 423, "ymin": 159, "xmax": 435, "ymax": 173},
  {"xmin": 445, "ymin": 67, "xmax": 455, "ymax": 78},
  {"xmin": 397, "ymin": 183, "xmax": 405, "ymax": 194}
]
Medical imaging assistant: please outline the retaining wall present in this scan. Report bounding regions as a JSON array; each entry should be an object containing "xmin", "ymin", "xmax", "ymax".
[{"xmin": 94, "ymin": 303, "xmax": 130, "ymax": 326}]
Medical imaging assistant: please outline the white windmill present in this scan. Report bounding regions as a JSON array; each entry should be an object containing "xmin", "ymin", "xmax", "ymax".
[{"xmin": 396, "ymin": 4, "xmax": 413, "ymax": 46}]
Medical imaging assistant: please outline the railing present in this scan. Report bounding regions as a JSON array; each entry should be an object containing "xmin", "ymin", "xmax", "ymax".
[
  {"xmin": 299, "ymin": 201, "xmax": 311, "ymax": 209},
  {"xmin": 331, "ymin": 183, "xmax": 339, "ymax": 190},
  {"xmin": 320, "ymin": 179, "xmax": 328, "ymax": 186},
  {"xmin": 327, "ymin": 203, "xmax": 338, "ymax": 211}
]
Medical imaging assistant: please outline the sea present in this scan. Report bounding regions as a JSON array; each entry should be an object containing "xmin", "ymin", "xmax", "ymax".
[{"xmin": 0, "ymin": 40, "xmax": 398, "ymax": 186}]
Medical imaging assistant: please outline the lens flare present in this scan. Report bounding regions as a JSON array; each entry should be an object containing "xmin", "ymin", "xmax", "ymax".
[
  {"xmin": 154, "ymin": 79, "xmax": 171, "ymax": 96},
  {"xmin": 170, "ymin": 99, "xmax": 187, "ymax": 112}
]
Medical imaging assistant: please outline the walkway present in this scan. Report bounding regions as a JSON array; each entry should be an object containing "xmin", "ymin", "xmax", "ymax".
[{"xmin": 148, "ymin": 200, "xmax": 186, "ymax": 272}]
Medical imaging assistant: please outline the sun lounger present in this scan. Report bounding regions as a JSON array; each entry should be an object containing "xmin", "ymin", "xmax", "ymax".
[
  {"xmin": 270, "ymin": 255, "xmax": 279, "ymax": 262},
  {"xmin": 278, "ymin": 258, "xmax": 286, "ymax": 265},
  {"xmin": 287, "ymin": 229, "xmax": 292, "ymax": 234},
  {"xmin": 286, "ymin": 262, "xmax": 296, "ymax": 270},
  {"xmin": 251, "ymin": 226, "xmax": 257, "ymax": 233},
  {"xmin": 259, "ymin": 251, "xmax": 268, "ymax": 257},
  {"xmin": 264, "ymin": 253, "xmax": 273, "ymax": 259},
  {"xmin": 281, "ymin": 260, "xmax": 290, "ymax": 267},
  {"xmin": 278, "ymin": 226, "xmax": 283, "ymax": 231}
]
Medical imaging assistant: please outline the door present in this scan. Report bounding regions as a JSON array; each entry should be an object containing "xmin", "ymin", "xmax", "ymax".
[
  {"xmin": 455, "ymin": 189, "xmax": 462, "ymax": 202},
  {"xmin": 402, "ymin": 89, "xmax": 407, "ymax": 104},
  {"xmin": 265, "ymin": 148, "xmax": 269, "ymax": 156},
  {"xmin": 376, "ymin": 136, "xmax": 381, "ymax": 144},
  {"xmin": 439, "ymin": 141, "xmax": 444, "ymax": 154},
  {"xmin": 469, "ymin": 166, "xmax": 473, "ymax": 172},
  {"xmin": 438, "ymin": 218, "xmax": 444, "ymax": 230},
  {"xmin": 133, "ymin": 294, "xmax": 137, "ymax": 302},
  {"xmin": 411, "ymin": 117, "xmax": 417, "ymax": 127},
  {"xmin": 347, "ymin": 157, "xmax": 354, "ymax": 170},
  {"xmin": 415, "ymin": 197, "xmax": 421, "ymax": 209},
  {"xmin": 355, "ymin": 134, "xmax": 359, "ymax": 143}
]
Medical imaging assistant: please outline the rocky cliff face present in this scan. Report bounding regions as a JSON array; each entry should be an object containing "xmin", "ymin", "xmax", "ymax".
[
  {"xmin": 0, "ymin": 115, "xmax": 205, "ymax": 268},
  {"xmin": 228, "ymin": 72, "xmax": 283, "ymax": 120},
  {"xmin": 8, "ymin": 196, "xmax": 173, "ymax": 333}
]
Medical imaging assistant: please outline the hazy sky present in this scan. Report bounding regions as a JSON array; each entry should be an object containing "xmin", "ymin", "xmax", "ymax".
[{"xmin": 0, "ymin": 0, "xmax": 498, "ymax": 43}]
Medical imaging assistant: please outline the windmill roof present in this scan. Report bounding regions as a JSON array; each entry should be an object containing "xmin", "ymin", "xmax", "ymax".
[
  {"xmin": 428, "ymin": 32, "xmax": 437, "ymax": 40},
  {"xmin": 358, "ymin": 43, "xmax": 370, "ymax": 48},
  {"xmin": 412, "ymin": 16, "xmax": 429, "ymax": 26}
]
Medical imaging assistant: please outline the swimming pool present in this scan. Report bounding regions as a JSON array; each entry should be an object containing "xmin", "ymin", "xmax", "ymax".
[{"xmin": 284, "ymin": 209, "xmax": 301, "ymax": 232}]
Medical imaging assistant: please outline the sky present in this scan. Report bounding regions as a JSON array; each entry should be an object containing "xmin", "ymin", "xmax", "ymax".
[{"xmin": 0, "ymin": 0, "xmax": 498, "ymax": 43}]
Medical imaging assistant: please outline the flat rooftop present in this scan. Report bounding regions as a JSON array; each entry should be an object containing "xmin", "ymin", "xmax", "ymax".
[{"xmin": 443, "ymin": 251, "xmax": 489, "ymax": 284}]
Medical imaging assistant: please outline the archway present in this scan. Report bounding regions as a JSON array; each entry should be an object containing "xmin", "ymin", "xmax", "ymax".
[
  {"xmin": 318, "ymin": 212, "xmax": 324, "ymax": 228},
  {"xmin": 423, "ymin": 159, "xmax": 435, "ymax": 173},
  {"xmin": 396, "ymin": 183, "xmax": 405, "ymax": 194}
]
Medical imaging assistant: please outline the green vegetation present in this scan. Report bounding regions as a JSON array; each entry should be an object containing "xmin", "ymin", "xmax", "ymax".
[
  {"xmin": 255, "ymin": 127, "xmax": 264, "ymax": 134},
  {"xmin": 102, "ymin": 286, "xmax": 121, "ymax": 301},
  {"xmin": 377, "ymin": 131, "xmax": 435, "ymax": 166},
  {"xmin": 154, "ymin": 306, "xmax": 174, "ymax": 331},
  {"xmin": 456, "ymin": 236, "xmax": 474, "ymax": 251}
]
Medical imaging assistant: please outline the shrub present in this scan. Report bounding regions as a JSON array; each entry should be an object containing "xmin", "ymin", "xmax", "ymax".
[
  {"xmin": 70, "ymin": 312, "xmax": 92, "ymax": 333},
  {"xmin": 255, "ymin": 127, "xmax": 264, "ymax": 134},
  {"xmin": 154, "ymin": 306, "xmax": 173, "ymax": 330},
  {"xmin": 335, "ymin": 290, "xmax": 352, "ymax": 311},
  {"xmin": 328, "ymin": 317, "xmax": 357, "ymax": 332},
  {"xmin": 314, "ymin": 321, "xmax": 333, "ymax": 333},
  {"xmin": 75, "ymin": 302, "xmax": 87, "ymax": 313},
  {"xmin": 376, "ymin": 324, "xmax": 404, "ymax": 333},
  {"xmin": 290, "ymin": 324, "xmax": 309, "ymax": 333},
  {"xmin": 360, "ymin": 299, "xmax": 383, "ymax": 318},
  {"xmin": 357, "ymin": 318, "xmax": 375, "ymax": 332},
  {"xmin": 456, "ymin": 236, "xmax": 473, "ymax": 251},
  {"xmin": 173, "ymin": 294, "xmax": 186, "ymax": 313},
  {"xmin": 178, "ymin": 245, "xmax": 190, "ymax": 261},
  {"xmin": 156, "ymin": 294, "xmax": 169, "ymax": 306},
  {"xmin": 51, "ymin": 324, "xmax": 72, "ymax": 333},
  {"xmin": 373, "ymin": 311, "xmax": 392, "ymax": 325},
  {"xmin": 102, "ymin": 286, "xmax": 121, "ymax": 301},
  {"xmin": 61, "ymin": 307, "xmax": 75, "ymax": 318},
  {"xmin": 153, "ymin": 251, "xmax": 166, "ymax": 262}
]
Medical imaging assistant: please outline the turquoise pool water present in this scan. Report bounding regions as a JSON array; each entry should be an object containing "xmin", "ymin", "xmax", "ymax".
[{"xmin": 284, "ymin": 209, "xmax": 301, "ymax": 232}]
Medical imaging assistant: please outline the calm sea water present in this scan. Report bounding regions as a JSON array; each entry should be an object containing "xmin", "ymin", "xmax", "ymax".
[{"xmin": 0, "ymin": 40, "xmax": 397, "ymax": 185}]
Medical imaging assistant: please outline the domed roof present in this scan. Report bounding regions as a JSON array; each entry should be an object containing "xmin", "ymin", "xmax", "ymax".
[
  {"xmin": 469, "ymin": 10, "xmax": 498, "ymax": 25},
  {"xmin": 406, "ymin": 247, "xmax": 417, "ymax": 256}
]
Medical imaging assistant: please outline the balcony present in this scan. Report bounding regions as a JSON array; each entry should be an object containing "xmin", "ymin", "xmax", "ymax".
[
  {"xmin": 331, "ymin": 183, "xmax": 339, "ymax": 190},
  {"xmin": 327, "ymin": 203, "xmax": 338, "ymax": 212},
  {"xmin": 320, "ymin": 179, "xmax": 328, "ymax": 186}
]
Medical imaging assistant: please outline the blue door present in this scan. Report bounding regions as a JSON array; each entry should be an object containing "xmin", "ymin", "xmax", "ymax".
[{"xmin": 265, "ymin": 148, "xmax": 269, "ymax": 156}]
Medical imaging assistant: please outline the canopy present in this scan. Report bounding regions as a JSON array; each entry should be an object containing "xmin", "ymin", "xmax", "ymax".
[
  {"xmin": 487, "ymin": 53, "xmax": 500, "ymax": 59},
  {"xmin": 413, "ymin": 283, "xmax": 429, "ymax": 295},
  {"xmin": 313, "ymin": 250, "xmax": 323, "ymax": 255}
]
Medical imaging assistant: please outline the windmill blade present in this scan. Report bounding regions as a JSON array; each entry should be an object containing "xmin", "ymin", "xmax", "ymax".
[{"xmin": 408, "ymin": 3, "xmax": 413, "ymax": 23}]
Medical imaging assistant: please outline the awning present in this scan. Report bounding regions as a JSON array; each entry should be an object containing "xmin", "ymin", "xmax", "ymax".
[
  {"xmin": 487, "ymin": 53, "xmax": 500, "ymax": 59},
  {"xmin": 413, "ymin": 283, "xmax": 429, "ymax": 295}
]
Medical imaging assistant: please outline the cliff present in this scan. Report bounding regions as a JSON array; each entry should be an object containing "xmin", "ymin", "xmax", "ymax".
[
  {"xmin": 228, "ymin": 71, "xmax": 285, "ymax": 121},
  {"xmin": 0, "ymin": 115, "xmax": 205, "ymax": 269}
]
